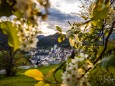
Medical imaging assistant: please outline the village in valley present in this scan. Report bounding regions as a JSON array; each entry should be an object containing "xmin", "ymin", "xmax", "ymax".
[{"xmin": 29, "ymin": 44, "xmax": 72, "ymax": 67}]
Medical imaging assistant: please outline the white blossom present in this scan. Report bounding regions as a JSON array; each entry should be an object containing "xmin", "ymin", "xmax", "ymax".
[
  {"xmin": 62, "ymin": 52, "xmax": 92, "ymax": 86},
  {"xmin": 79, "ymin": 53, "xmax": 88, "ymax": 59}
]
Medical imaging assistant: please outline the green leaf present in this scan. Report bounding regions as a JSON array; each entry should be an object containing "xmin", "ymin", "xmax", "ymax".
[
  {"xmin": 100, "ymin": 55, "xmax": 115, "ymax": 73},
  {"xmin": 91, "ymin": 0, "xmax": 110, "ymax": 20},
  {"xmin": 106, "ymin": 43, "xmax": 115, "ymax": 52},
  {"xmin": 91, "ymin": 20, "xmax": 103, "ymax": 28},
  {"xmin": 54, "ymin": 61, "xmax": 66, "ymax": 74},
  {"xmin": 44, "ymin": 83, "xmax": 50, "ymax": 86},
  {"xmin": 97, "ymin": 43, "xmax": 115, "ymax": 59},
  {"xmin": 12, "ymin": 11, "xmax": 23, "ymax": 18},
  {"xmin": 0, "ymin": 21, "xmax": 20, "ymax": 51},
  {"xmin": 100, "ymin": 56, "xmax": 109, "ymax": 72},
  {"xmin": 56, "ymin": 26, "xmax": 62, "ymax": 32},
  {"xmin": 58, "ymin": 34, "xmax": 65, "ymax": 43},
  {"xmin": 35, "ymin": 81, "xmax": 44, "ymax": 86},
  {"xmin": 45, "ymin": 68, "xmax": 55, "ymax": 78},
  {"xmin": 0, "ymin": 0, "xmax": 12, "ymax": 17},
  {"xmin": 35, "ymin": 81, "xmax": 50, "ymax": 86}
]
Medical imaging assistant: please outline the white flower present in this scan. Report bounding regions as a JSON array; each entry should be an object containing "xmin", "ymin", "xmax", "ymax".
[
  {"xmin": 68, "ymin": 63, "xmax": 74, "ymax": 67},
  {"xmin": 20, "ymin": 38, "xmax": 38, "ymax": 51},
  {"xmin": 66, "ymin": 67, "xmax": 73, "ymax": 73},
  {"xmin": 78, "ymin": 57, "xmax": 84, "ymax": 62},
  {"xmin": 62, "ymin": 73, "xmax": 67, "ymax": 80},
  {"xmin": 79, "ymin": 78, "xmax": 91, "ymax": 86},
  {"xmin": 79, "ymin": 53, "xmax": 88, "ymax": 59},
  {"xmin": 62, "ymin": 52, "xmax": 91, "ymax": 86},
  {"xmin": 71, "ymin": 59, "xmax": 78, "ymax": 64},
  {"xmin": 66, "ymin": 74, "xmax": 72, "ymax": 79},
  {"xmin": 62, "ymin": 79, "xmax": 69, "ymax": 86},
  {"xmin": 79, "ymin": 53, "xmax": 84, "ymax": 57},
  {"xmin": 28, "ymin": 38, "xmax": 38, "ymax": 48},
  {"xmin": 74, "ymin": 57, "xmax": 80, "ymax": 61},
  {"xmin": 72, "ymin": 64, "xmax": 78, "ymax": 70},
  {"xmin": 20, "ymin": 44, "xmax": 29, "ymax": 51},
  {"xmin": 83, "ymin": 60, "xmax": 93, "ymax": 70}
]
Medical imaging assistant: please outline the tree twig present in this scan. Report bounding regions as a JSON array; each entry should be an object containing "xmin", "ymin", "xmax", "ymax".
[
  {"xmin": 83, "ymin": 19, "xmax": 92, "ymax": 24},
  {"xmin": 94, "ymin": 20, "xmax": 115, "ymax": 64},
  {"xmin": 53, "ymin": 61, "xmax": 66, "ymax": 83}
]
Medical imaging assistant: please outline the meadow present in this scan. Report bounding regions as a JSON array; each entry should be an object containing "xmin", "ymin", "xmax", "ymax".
[
  {"xmin": 0, "ymin": 64, "xmax": 115, "ymax": 86},
  {"xmin": 0, "ymin": 65, "xmax": 62, "ymax": 86}
]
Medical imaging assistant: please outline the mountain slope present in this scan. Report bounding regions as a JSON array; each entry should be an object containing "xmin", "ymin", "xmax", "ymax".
[{"xmin": 37, "ymin": 33, "xmax": 70, "ymax": 48}]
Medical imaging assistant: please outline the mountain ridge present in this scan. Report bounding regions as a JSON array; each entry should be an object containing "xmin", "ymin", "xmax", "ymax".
[{"xmin": 37, "ymin": 33, "xmax": 70, "ymax": 48}]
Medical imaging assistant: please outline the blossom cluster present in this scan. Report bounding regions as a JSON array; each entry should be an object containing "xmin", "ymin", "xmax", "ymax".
[
  {"xmin": 66, "ymin": 25, "xmax": 83, "ymax": 48},
  {"xmin": 0, "ymin": 16, "xmax": 41, "ymax": 51},
  {"xmin": 62, "ymin": 53, "xmax": 93, "ymax": 86},
  {"xmin": 14, "ymin": 19, "xmax": 41, "ymax": 51}
]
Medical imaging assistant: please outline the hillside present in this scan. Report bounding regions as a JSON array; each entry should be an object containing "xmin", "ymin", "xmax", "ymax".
[{"xmin": 37, "ymin": 33, "xmax": 70, "ymax": 48}]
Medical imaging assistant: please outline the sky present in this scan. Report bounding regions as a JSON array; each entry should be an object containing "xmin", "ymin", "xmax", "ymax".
[
  {"xmin": 49, "ymin": 0, "xmax": 81, "ymax": 14},
  {"xmin": 40, "ymin": 0, "xmax": 82, "ymax": 36}
]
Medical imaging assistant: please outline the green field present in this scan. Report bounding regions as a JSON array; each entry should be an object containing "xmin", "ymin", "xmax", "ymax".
[
  {"xmin": 0, "ymin": 64, "xmax": 115, "ymax": 86},
  {"xmin": 0, "ymin": 65, "xmax": 62, "ymax": 86}
]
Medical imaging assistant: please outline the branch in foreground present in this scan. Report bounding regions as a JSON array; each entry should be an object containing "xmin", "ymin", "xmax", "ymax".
[
  {"xmin": 94, "ymin": 20, "xmax": 115, "ymax": 64},
  {"xmin": 83, "ymin": 19, "xmax": 92, "ymax": 24},
  {"xmin": 77, "ymin": 20, "xmax": 115, "ymax": 84}
]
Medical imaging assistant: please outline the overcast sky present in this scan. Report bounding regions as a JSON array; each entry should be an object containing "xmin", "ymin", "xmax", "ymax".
[{"xmin": 40, "ymin": 0, "xmax": 82, "ymax": 36}]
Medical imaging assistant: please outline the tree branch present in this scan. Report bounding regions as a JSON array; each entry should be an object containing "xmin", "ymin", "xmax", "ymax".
[
  {"xmin": 76, "ymin": 20, "xmax": 115, "ymax": 85},
  {"xmin": 94, "ymin": 20, "xmax": 115, "ymax": 64},
  {"xmin": 83, "ymin": 19, "xmax": 92, "ymax": 24}
]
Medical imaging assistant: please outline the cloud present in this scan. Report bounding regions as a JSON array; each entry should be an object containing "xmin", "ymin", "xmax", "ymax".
[
  {"xmin": 39, "ymin": 0, "xmax": 83, "ymax": 35},
  {"xmin": 49, "ymin": 0, "xmax": 81, "ymax": 14},
  {"xmin": 46, "ymin": 8, "xmax": 82, "ymax": 32}
]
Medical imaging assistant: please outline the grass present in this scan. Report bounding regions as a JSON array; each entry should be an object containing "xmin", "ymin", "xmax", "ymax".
[
  {"xmin": 1, "ymin": 64, "xmax": 115, "ymax": 86},
  {"xmin": 0, "ymin": 64, "xmax": 62, "ymax": 86},
  {"xmin": 0, "ymin": 75, "xmax": 37, "ymax": 86}
]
